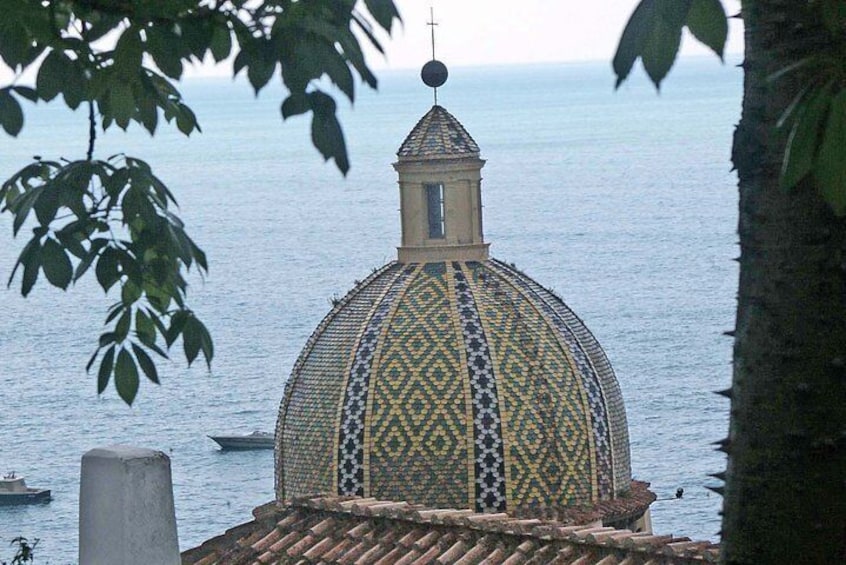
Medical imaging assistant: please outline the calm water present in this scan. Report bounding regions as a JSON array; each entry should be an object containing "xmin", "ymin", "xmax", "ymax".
[{"xmin": 0, "ymin": 58, "xmax": 740, "ymax": 563}]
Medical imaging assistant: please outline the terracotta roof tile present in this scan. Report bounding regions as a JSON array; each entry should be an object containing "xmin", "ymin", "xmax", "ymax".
[
  {"xmin": 373, "ymin": 545, "xmax": 410, "ymax": 565},
  {"xmin": 549, "ymin": 545, "xmax": 577, "ymax": 564},
  {"xmin": 320, "ymin": 537, "xmax": 354, "ymax": 562},
  {"xmin": 481, "ymin": 545, "xmax": 510, "ymax": 564},
  {"xmin": 393, "ymin": 548, "xmax": 423, "ymax": 565},
  {"xmin": 454, "ymin": 535, "xmax": 497, "ymax": 565},
  {"xmin": 357, "ymin": 540, "xmax": 390, "ymax": 563},
  {"xmin": 438, "ymin": 539, "xmax": 470, "ymax": 563},
  {"xmin": 182, "ymin": 495, "xmax": 720, "ymax": 565},
  {"xmin": 302, "ymin": 535, "xmax": 337, "ymax": 560},
  {"xmin": 396, "ymin": 528, "xmax": 426, "ymax": 548},
  {"xmin": 524, "ymin": 544, "xmax": 557, "ymax": 564},
  {"xmin": 337, "ymin": 539, "xmax": 371, "ymax": 565},
  {"xmin": 412, "ymin": 543, "xmax": 449, "ymax": 565}
]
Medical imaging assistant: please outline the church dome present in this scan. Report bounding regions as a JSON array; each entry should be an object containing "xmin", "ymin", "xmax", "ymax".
[{"xmin": 275, "ymin": 100, "xmax": 635, "ymax": 518}]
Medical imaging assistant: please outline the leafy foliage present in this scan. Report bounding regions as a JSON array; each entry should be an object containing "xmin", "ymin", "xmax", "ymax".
[
  {"xmin": 1, "ymin": 155, "xmax": 212, "ymax": 404},
  {"xmin": 773, "ymin": 0, "xmax": 846, "ymax": 214},
  {"xmin": 613, "ymin": 0, "xmax": 727, "ymax": 89},
  {"xmin": 615, "ymin": 0, "xmax": 846, "ymax": 216},
  {"xmin": 2, "ymin": 537, "xmax": 38, "ymax": 565},
  {"xmin": 0, "ymin": 0, "xmax": 400, "ymax": 403}
]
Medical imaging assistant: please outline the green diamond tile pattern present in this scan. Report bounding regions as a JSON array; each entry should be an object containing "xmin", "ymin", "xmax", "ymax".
[
  {"xmin": 276, "ymin": 258, "xmax": 631, "ymax": 511},
  {"xmin": 368, "ymin": 263, "xmax": 470, "ymax": 508},
  {"xmin": 276, "ymin": 263, "xmax": 402, "ymax": 499},
  {"xmin": 489, "ymin": 260, "xmax": 632, "ymax": 493},
  {"xmin": 337, "ymin": 264, "xmax": 417, "ymax": 496},
  {"xmin": 468, "ymin": 262, "xmax": 594, "ymax": 507}
]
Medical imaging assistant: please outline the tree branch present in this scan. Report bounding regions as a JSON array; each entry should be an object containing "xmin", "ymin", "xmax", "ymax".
[{"xmin": 87, "ymin": 101, "xmax": 96, "ymax": 160}]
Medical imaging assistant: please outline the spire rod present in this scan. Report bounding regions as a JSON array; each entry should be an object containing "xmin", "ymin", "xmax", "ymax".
[
  {"xmin": 421, "ymin": 8, "xmax": 448, "ymax": 104},
  {"xmin": 428, "ymin": 7, "xmax": 437, "ymax": 60},
  {"xmin": 427, "ymin": 7, "xmax": 439, "ymax": 104}
]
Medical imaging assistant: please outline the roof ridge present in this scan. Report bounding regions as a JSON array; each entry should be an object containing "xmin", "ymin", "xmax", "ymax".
[
  {"xmin": 184, "ymin": 494, "xmax": 720, "ymax": 564},
  {"xmin": 284, "ymin": 494, "xmax": 719, "ymax": 562}
]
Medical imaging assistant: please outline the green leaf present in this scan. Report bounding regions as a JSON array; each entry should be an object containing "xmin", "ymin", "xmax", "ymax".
[
  {"xmin": 115, "ymin": 309, "xmax": 131, "ymax": 342},
  {"xmin": 99, "ymin": 331, "xmax": 117, "ymax": 347},
  {"xmin": 641, "ymin": 7, "xmax": 684, "ymax": 88},
  {"xmin": 55, "ymin": 222, "xmax": 88, "ymax": 259},
  {"xmin": 9, "ymin": 237, "xmax": 41, "ymax": 296},
  {"xmin": 83, "ymin": 12, "xmax": 123, "ymax": 43},
  {"xmin": 146, "ymin": 26, "xmax": 184, "ymax": 80},
  {"xmin": 10, "ymin": 184, "xmax": 45, "ymax": 235},
  {"xmin": 35, "ymin": 50, "xmax": 66, "ymax": 102},
  {"xmin": 105, "ymin": 303, "xmax": 124, "ymax": 324},
  {"xmin": 41, "ymin": 238, "xmax": 73, "ymax": 289},
  {"xmin": 181, "ymin": 18, "xmax": 213, "ymax": 59},
  {"xmin": 243, "ymin": 40, "xmax": 277, "ymax": 93},
  {"xmin": 814, "ymin": 89, "xmax": 846, "ymax": 215},
  {"xmin": 183, "ymin": 315, "xmax": 202, "ymax": 366},
  {"xmin": 0, "ymin": 89, "xmax": 24, "ymax": 136},
  {"xmin": 136, "ymin": 86, "xmax": 159, "ymax": 134},
  {"xmin": 687, "ymin": 0, "xmax": 727, "ymax": 60},
  {"xmin": 166, "ymin": 310, "xmax": 188, "ymax": 346},
  {"xmin": 0, "ymin": 22, "xmax": 29, "ymax": 69},
  {"xmin": 175, "ymin": 103, "xmax": 200, "ymax": 135},
  {"xmin": 210, "ymin": 23, "xmax": 232, "ymax": 62},
  {"xmin": 75, "ymin": 239, "xmax": 108, "ymax": 281},
  {"xmin": 613, "ymin": 0, "xmax": 657, "ymax": 88},
  {"xmin": 781, "ymin": 83, "xmax": 833, "ymax": 190},
  {"xmin": 11, "ymin": 86, "xmax": 37, "ymax": 102},
  {"xmin": 135, "ymin": 309, "xmax": 157, "ymax": 346},
  {"xmin": 19, "ymin": 238, "xmax": 42, "ymax": 297},
  {"xmin": 97, "ymin": 345, "xmax": 116, "ymax": 394},
  {"xmin": 309, "ymin": 91, "xmax": 349, "ymax": 175},
  {"xmin": 121, "ymin": 280, "xmax": 142, "ymax": 306},
  {"xmin": 109, "ymin": 83, "xmax": 136, "ymax": 130},
  {"xmin": 61, "ymin": 62, "xmax": 86, "ymax": 109},
  {"xmin": 198, "ymin": 320, "xmax": 214, "ymax": 369},
  {"xmin": 113, "ymin": 27, "xmax": 143, "ymax": 80},
  {"xmin": 281, "ymin": 93, "xmax": 310, "ymax": 119},
  {"xmin": 33, "ymin": 183, "xmax": 59, "ymax": 226},
  {"xmin": 114, "ymin": 348, "xmax": 139, "ymax": 405},
  {"xmin": 364, "ymin": 0, "xmax": 400, "ymax": 32},
  {"xmin": 132, "ymin": 343, "xmax": 160, "ymax": 384},
  {"xmin": 95, "ymin": 247, "xmax": 120, "ymax": 292}
]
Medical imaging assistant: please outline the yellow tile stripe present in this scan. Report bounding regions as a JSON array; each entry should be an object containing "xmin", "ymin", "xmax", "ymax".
[
  {"xmin": 362, "ymin": 264, "xmax": 420, "ymax": 496},
  {"xmin": 487, "ymin": 264, "xmax": 599, "ymax": 500},
  {"xmin": 332, "ymin": 264, "xmax": 417, "ymax": 493}
]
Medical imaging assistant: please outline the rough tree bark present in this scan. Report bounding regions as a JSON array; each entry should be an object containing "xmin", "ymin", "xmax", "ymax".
[{"xmin": 724, "ymin": 1, "xmax": 846, "ymax": 562}]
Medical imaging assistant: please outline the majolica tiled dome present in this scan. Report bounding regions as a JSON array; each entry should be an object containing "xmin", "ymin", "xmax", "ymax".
[{"xmin": 275, "ymin": 102, "xmax": 633, "ymax": 516}]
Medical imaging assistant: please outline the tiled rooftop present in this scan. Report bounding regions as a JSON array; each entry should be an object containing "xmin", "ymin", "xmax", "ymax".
[
  {"xmin": 397, "ymin": 105, "xmax": 480, "ymax": 160},
  {"xmin": 182, "ymin": 493, "xmax": 719, "ymax": 565},
  {"xmin": 276, "ymin": 261, "xmax": 633, "ymax": 511}
]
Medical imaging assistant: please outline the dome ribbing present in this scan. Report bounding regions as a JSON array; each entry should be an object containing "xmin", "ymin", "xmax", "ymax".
[{"xmin": 275, "ymin": 259, "xmax": 631, "ymax": 513}]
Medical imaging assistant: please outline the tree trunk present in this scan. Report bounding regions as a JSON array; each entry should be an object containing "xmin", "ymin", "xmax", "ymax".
[{"xmin": 724, "ymin": 1, "xmax": 846, "ymax": 562}]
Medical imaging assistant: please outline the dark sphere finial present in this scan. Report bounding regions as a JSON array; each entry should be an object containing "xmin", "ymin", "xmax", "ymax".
[{"xmin": 421, "ymin": 60, "xmax": 448, "ymax": 89}]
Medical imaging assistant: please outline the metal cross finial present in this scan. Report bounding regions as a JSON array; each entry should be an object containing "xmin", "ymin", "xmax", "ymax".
[{"xmin": 427, "ymin": 7, "xmax": 438, "ymax": 61}]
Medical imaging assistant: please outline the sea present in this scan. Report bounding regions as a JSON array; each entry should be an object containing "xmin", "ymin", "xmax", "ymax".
[{"xmin": 0, "ymin": 57, "xmax": 741, "ymax": 564}]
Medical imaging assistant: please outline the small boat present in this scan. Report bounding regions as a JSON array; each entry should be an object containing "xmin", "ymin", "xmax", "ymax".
[
  {"xmin": 208, "ymin": 430, "xmax": 274, "ymax": 450},
  {"xmin": 0, "ymin": 472, "xmax": 51, "ymax": 505}
]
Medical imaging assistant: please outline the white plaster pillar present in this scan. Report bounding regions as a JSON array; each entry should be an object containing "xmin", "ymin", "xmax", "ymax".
[{"xmin": 79, "ymin": 445, "xmax": 180, "ymax": 565}]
